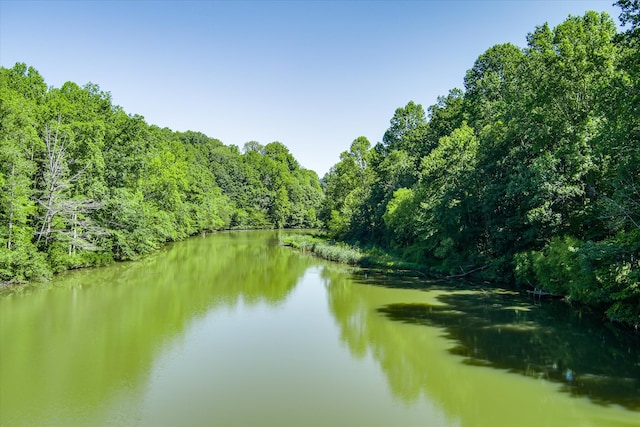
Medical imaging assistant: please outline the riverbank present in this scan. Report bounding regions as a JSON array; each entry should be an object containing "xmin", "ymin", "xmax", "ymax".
[
  {"xmin": 279, "ymin": 232, "xmax": 431, "ymax": 278},
  {"xmin": 280, "ymin": 232, "xmax": 640, "ymax": 332},
  {"xmin": 0, "ymin": 227, "xmax": 287, "ymax": 291}
]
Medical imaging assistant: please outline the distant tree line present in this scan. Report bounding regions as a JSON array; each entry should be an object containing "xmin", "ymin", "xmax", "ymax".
[
  {"xmin": 0, "ymin": 65, "xmax": 322, "ymax": 282},
  {"xmin": 320, "ymin": 5, "xmax": 639, "ymax": 326}
]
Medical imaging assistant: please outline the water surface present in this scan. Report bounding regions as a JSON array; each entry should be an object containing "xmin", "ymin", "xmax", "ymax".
[{"xmin": 1, "ymin": 231, "xmax": 638, "ymax": 426}]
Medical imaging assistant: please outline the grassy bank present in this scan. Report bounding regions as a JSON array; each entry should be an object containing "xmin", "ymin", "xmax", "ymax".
[{"xmin": 279, "ymin": 233, "xmax": 430, "ymax": 276}]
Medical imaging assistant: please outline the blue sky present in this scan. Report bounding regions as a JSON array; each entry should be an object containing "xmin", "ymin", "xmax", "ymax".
[{"xmin": 0, "ymin": 1, "xmax": 621, "ymax": 176}]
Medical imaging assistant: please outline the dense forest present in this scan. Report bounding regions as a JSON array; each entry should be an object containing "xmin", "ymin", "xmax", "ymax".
[
  {"xmin": 0, "ymin": 65, "xmax": 323, "ymax": 283},
  {"xmin": 320, "ymin": 5, "xmax": 639, "ymax": 326}
]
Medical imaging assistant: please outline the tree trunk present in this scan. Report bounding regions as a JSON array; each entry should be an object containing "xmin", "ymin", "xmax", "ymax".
[{"xmin": 36, "ymin": 120, "xmax": 69, "ymax": 245}]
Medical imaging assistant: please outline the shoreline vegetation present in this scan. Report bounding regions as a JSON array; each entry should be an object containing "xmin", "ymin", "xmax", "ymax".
[
  {"xmin": 280, "ymin": 232, "xmax": 412, "ymax": 270},
  {"xmin": 281, "ymin": 232, "xmax": 473, "ymax": 280},
  {"xmin": 0, "ymin": 227, "xmax": 304, "ymax": 290},
  {"xmin": 280, "ymin": 232, "xmax": 639, "ymax": 333},
  {"xmin": 0, "ymin": 63, "xmax": 323, "ymax": 287}
]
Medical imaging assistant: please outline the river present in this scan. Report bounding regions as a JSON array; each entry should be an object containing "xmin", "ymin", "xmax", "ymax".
[{"xmin": 1, "ymin": 231, "xmax": 638, "ymax": 426}]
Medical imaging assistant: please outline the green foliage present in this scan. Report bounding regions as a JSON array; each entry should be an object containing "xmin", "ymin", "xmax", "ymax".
[
  {"xmin": 579, "ymin": 231, "xmax": 640, "ymax": 325},
  {"xmin": 515, "ymin": 231, "xmax": 639, "ymax": 326},
  {"xmin": 0, "ymin": 64, "xmax": 321, "ymax": 284},
  {"xmin": 616, "ymin": 0, "xmax": 640, "ymax": 30},
  {"xmin": 281, "ymin": 234, "xmax": 363, "ymax": 264},
  {"xmin": 383, "ymin": 187, "xmax": 417, "ymax": 250},
  {"xmin": 464, "ymin": 43, "xmax": 523, "ymax": 129},
  {"xmin": 0, "ymin": 64, "xmax": 49, "ymax": 282},
  {"xmin": 412, "ymin": 123, "xmax": 480, "ymax": 270},
  {"xmin": 318, "ymin": 8, "xmax": 639, "ymax": 326},
  {"xmin": 281, "ymin": 233, "xmax": 429, "ymax": 274},
  {"xmin": 0, "ymin": 244, "xmax": 50, "ymax": 283},
  {"xmin": 382, "ymin": 101, "xmax": 430, "ymax": 159},
  {"xmin": 516, "ymin": 236, "xmax": 589, "ymax": 297},
  {"xmin": 320, "ymin": 137, "xmax": 373, "ymax": 239}
]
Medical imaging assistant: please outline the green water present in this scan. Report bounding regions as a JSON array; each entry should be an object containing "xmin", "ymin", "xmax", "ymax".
[{"xmin": 1, "ymin": 231, "xmax": 638, "ymax": 426}]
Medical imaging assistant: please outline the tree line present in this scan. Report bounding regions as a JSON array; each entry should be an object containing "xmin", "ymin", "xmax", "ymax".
[
  {"xmin": 0, "ymin": 66, "xmax": 322, "ymax": 283},
  {"xmin": 320, "ymin": 5, "xmax": 639, "ymax": 326}
]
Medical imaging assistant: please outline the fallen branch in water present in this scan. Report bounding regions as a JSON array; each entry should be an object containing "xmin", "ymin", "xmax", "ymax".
[{"xmin": 446, "ymin": 265, "xmax": 488, "ymax": 279}]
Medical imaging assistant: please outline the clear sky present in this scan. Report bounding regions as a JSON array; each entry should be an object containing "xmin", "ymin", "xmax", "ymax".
[{"xmin": 0, "ymin": 0, "xmax": 621, "ymax": 177}]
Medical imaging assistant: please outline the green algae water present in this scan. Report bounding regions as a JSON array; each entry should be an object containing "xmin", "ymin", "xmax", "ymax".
[{"xmin": 1, "ymin": 231, "xmax": 638, "ymax": 426}]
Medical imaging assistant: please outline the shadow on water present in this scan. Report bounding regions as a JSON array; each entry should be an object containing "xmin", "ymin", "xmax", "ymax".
[{"xmin": 375, "ymin": 282, "xmax": 640, "ymax": 410}]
